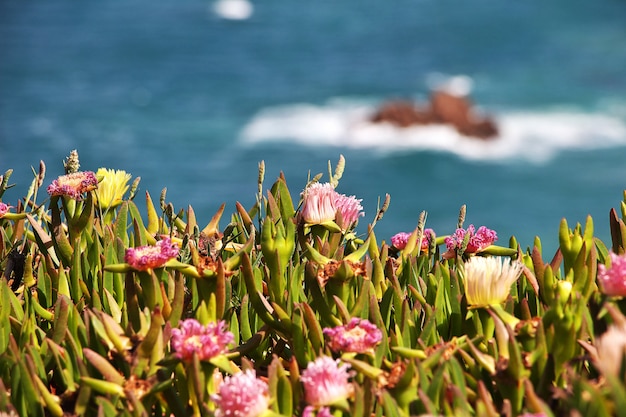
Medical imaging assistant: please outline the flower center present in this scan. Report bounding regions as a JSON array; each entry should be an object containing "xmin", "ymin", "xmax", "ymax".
[
  {"xmin": 345, "ymin": 326, "xmax": 367, "ymax": 341},
  {"xmin": 187, "ymin": 335, "xmax": 203, "ymax": 349}
]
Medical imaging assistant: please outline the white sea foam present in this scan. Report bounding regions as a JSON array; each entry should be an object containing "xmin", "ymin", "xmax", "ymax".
[
  {"xmin": 239, "ymin": 99, "xmax": 626, "ymax": 163},
  {"xmin": 426, "ymin": 73, "xmax": 474, "ymax": 97},
  {"xmin": 211, "ymin": 0, "xmax": 253, "ymax": 20}
]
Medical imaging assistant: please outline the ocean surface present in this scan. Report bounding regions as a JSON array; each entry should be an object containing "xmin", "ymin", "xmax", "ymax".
[{"xmin": 2, "ymin": 0, "xmax": 626, "ymax": 256}]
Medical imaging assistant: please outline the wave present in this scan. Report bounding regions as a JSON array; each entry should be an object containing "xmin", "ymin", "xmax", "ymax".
[
  {"xmin": 211, "ymin": 0, "xmax": 253, "ymax": 20},
  {"xmin": 239, "ymin": 99, "xmax": 626, "ymax": 163}
]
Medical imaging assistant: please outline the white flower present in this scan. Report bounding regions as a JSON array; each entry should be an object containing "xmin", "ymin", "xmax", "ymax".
[{"xmin": 463, "ymin": 256, "xmax": 523, "ymax": 307}]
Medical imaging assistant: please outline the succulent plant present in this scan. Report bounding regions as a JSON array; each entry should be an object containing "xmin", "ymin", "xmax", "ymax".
[{"xmin": 1, "ymin": 151, "xmax": 626, "ymax": 417}]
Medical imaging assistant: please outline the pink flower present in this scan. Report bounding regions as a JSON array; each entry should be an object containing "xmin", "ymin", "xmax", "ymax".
[
  {"xmin": 47, "ymin": 171, "xmax": 98, "ymax": 200},
  {"xmin": 597, "ymin": 251, "xmax": 626, "ymax": 296},
  {"xmin": 301, "ymin": 182, "xmax": 364, "ymax": 229},
  {"xmin": 303, "ymin": 406, "xmax": 333, "ymax": 417},
  {"xmin": 334, "ymin": 193, "xmax": 364, "ymax": 229},
  {"xmin": 391, "ymin": 229, "xmax": 434, "ymax": 251},
  {"xmin": 594, "ymin": 323, "xmax": 626, "ymax": 378},
  {"xmin": 124, "ymin": 237, "xmax": 179, "ymax": 271},
  {"xmin": 0, "ymin": 202, "xmax": 11, "ymax": 218},
  {"xmin": 445, "ymin": 225, "xmax": 497, "ymax": 255},
  {"xmin": 323, "ymin": 318, "xmax": 382, "ymax": 354},
  {"xmin": 316, "ymin": 408, "xmax": 333, "ymax": 417},
  {"xmin": 301, "ymin": 356, "xmax": 353, "ymax": 407},
  {"xmin": 212, "ymin": 370, "xmax": 270, "ymax": 417},
  {"xmin": 301, "ymin": 183, "xmax": 337, "ymax": 225},
  {"xmin": 391, "ymin": 232, "xmax": 411, "ymax": 249},
  {"xmin": 170, "ymin": 319, "xmax": 234, "ymax": 362}
]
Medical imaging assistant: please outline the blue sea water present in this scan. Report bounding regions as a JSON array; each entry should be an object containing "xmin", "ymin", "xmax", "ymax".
[{"xmin": 1, "ymin": 0, "xmax": 626, "ymax": 256}]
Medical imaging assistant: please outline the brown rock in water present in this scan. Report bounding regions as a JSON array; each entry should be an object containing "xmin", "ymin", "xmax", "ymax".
[
  {"xmin": 429, "ymin": 91, "xmax": 498, "ymax": 139},
  {"xmin": 461, "ymin": 118, "xmax": 499, "ymax": 139},
  {"xmin": 370, "ymin": 91, "xmax": 499, "ymax": 140},
  {"xmin": 369, "ymin": 100, "xmax": 432, "ymax": 127}
]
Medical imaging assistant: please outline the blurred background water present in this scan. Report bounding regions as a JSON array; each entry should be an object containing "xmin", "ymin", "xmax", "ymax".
[{"xmin": 1, "ymin": 0, "xmax": 626, "ymax": 256}]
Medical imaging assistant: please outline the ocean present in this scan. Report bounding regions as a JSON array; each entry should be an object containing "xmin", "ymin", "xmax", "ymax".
[{"xmin": 1, "ymin": 0, "xmax": 626, "ymax": 256}]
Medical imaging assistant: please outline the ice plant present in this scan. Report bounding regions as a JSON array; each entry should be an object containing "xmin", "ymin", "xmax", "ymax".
[
  {"xmin": 12, "ymin": 154, "xmax": 626, "ymax": 416},
  {"xmin": 334, "ymin": 192, "xmax": 364, "ymax": 229},
  {"xmin": 323, "ymin": 318, "xmax": 382, "ymax": 354},
  {"xmin": 445, "ymin": 224, "xmax": 497, "ymax": 257},
  {"xmin": 170, "ymin": 319, "xmax": 234, "ymax": 362},
  {"xmin": 301, "ymin": 182, "xmax": 364, "ymax": 229},
  {"xmin": 300, "ymin": 356, "xmax": 353, "ymax": 407},
  {"xmin": 0, "ymin": 202, "xmax": 10, "ymax": 218},
  {"xmin": 597, "ymin": 251, "xmax": 626, "ymax": 297},
  {"xmin": 47, "ymin": 171, "xmax": 98, "ymax": 200},
  {"xmin": 124, "ymin": 237, "xmax": 179, "ymax": 271},
  {"xmin": 303, "ymin": 406, "xmax": 333, "ymax": 417},
  {"xmin": 301, "ymin": 182, "xmax": 337, "ymax": 225},
  {"xmin": 462, "ymin": 256, "xmax": 523, "ymax": 308},
  {"xmin": 95, "ymin": 167, "xmax": 132, "ymax": 209},
  {"xmin": 391, "ymin": 228, "xmax": 434, "ymax": 251},
  {"xmin": 212, "ymin": 370, "xmax": 270, "ymax": 417},
  {"xmin": 391, "ymin": 232, "xmax": 411, "ymax": 249},
  {"xmin": 594, "ymin": 323, "xmax": 626, "ymax": 378}
]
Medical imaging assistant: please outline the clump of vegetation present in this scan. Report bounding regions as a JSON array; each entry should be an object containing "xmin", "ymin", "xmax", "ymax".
[{"xmin": 1, "ymin": 151, "xmax": 626, "ymax": 417}]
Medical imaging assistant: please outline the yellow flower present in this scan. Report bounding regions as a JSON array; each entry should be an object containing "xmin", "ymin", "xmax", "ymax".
[
  {"xmin": 462, "ymin": 256, "xmax": 523, "ymax": 307},
  {"xmin": 95, "ymin": 168, "xmax": 132, "ymax": 209}
]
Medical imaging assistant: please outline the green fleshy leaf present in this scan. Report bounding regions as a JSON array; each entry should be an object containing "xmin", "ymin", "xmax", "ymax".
[
  {"xmin": 81, "ymin": 376, "xmax": 126, "ymax": 397},
  {"xmin": 114, "ymin": 201, "xmax": 129, "ymax": 247},
  {"xmin": 241, "ymin": 253, "xmax": 282, "ymax": 330},
  {"xmin": 51, "ymin": 295, "xmax": 69, "ymax": 344},
  {"xmin": 83, "ymin": 348, "xmax": 125, "ymax": 385}
]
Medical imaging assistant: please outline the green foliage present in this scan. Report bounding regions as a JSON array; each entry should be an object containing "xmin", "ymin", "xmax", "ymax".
[{"xmin": 0, "ymin": 155, "xmax": 626, "ymax": 417}]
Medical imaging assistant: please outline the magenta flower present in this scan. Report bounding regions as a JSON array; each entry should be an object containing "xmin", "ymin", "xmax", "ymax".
[
  {"xmin": 597, "ymin": 251, "xmax": 626, "ymax": 297},
  {"xmin": 301, "ymin": 183, "xmax": 337, "ymax": 225},
  {"xmin": 334, "ymin": 193, "xmax": 364, "ymax": 229},
  {"xmin": 124, "ymin": 237, "xmax": 179, "ymax": 271},
  {"xmin": 0, "ymin": 202, "xmax": 11, "ymax": 218},
  {"xmin": 391, "ymin": 232, "xmax": 411, "ymax": 249},
  {"xmin": 391, "ymin": 228, "xmax": 434, "ymax": 251},
  {"xmin": 323, "ymin": 318, "xmax": 382, "ymax": 354},
  {"xmin": 170, "ymin": 319, "xmax": 234, "ymax": 362},
  {"xmin": 47, "ymin": 171, "xmax": 98, "ymax": 200},
  {"xmin": 444, "ymin": 225, "xmax": 497, "ymax": 256},
  {"xmin": 212, "ymin": 370, "xmax": 270, "ymax": 417},
  {"xmin": 301, "ymin": 356, "xmax": 353, "ymax": 407}
]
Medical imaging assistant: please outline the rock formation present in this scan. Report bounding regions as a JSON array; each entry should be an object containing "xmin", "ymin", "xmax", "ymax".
[
  {"xmin": 369, "ymin": 100, "xmax": 432, "ymax": 128},
  {"xmin": 370, "ymin": 91, "xmax": 499, "ymax": 140}
]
